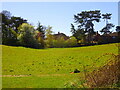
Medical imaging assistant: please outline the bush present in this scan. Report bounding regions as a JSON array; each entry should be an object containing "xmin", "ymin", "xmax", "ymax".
[
  {"xmin": 53, "ymin": 37, "xmax": 66, "ymax": 48},
  {"xmin": 45, "ymin": 36, "xmax": 77, "ymax": 48},
  {"xmin": 85, "ymin": 54, "xmax": 120, "ymax": 88},
  {"xmin": 65, "ymin": 36, "xmax": 77, "ymax": 47}
]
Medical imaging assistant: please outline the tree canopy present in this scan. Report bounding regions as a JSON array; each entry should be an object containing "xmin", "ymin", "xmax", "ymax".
[{"xmin": 73, "ymin": 10, "xmax": 101, "ymax": 43}]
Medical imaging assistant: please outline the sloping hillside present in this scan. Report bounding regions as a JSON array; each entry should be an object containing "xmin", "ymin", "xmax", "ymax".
[{"xmin": 2, "ymin": 43, "xmax": 119, "ymax": 88}]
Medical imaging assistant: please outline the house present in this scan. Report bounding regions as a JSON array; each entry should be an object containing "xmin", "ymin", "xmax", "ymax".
[{"xmin": 53, "ymin": 32, "xmax": 69, "ymax": 40}]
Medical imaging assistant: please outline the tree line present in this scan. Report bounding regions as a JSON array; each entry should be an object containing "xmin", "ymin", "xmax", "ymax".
[
  {"xmin": 1, "ymin": 10, "xmax": 77, "ymax": 49},
  {"xmin": 71, "ymin": 10, "xmax": 120, "ymax": 45},
  {"xmin": 1, "ymin": 10, "xmax": 120, "ymax": 49}
]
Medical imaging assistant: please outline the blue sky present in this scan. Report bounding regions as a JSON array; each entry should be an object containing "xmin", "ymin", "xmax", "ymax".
[{"xmin": 2, "ymin": 2, "xmax": 118, "ymax": 36}]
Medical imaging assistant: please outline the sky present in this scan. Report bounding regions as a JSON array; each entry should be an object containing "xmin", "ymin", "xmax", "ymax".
[{"xmin": 1, "ymin": 2, "xmax": 118, "ymax": 36}]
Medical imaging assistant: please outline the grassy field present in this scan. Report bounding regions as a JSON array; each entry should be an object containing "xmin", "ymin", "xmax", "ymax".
[{"xmin": 2, "ymin": 43, "xmax": 118, "ymax": 88}]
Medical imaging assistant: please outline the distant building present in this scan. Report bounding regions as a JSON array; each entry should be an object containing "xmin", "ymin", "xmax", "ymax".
[{"xmin": 53, "ymin": 32, "xmax": 69, "ymax": 40}]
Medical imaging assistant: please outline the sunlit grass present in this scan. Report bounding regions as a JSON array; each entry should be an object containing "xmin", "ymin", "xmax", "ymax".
[{"xmin": 2, "ymin": 43, "xmax": 118, "ymax": 88}]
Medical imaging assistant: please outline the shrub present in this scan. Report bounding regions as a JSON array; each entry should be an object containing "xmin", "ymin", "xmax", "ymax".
[
  {"xmin": 85, "ymin": 54, "xmax": 120, "ymax": 88},
  {"xmin": 65, "ymin": 36, "xmax": 77, "ymax": 47},
  {"xmin": 53, "ymin": 37, "xmax": 66, "ymax": 48},
  {"xmin": 45, "ymin": 36, "xmax": 77, "ymax": 48}
]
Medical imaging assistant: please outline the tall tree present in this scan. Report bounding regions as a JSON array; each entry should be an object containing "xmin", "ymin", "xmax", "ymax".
[
  {"xmin": 116, "ymin": 26, "xmax": 120, "ymax": 32},
  {"xmin": 10, "ymin": 16, "xmax": 27, "ymax": 33},
  {"xmin": 71, "ymin": 24, "xmax": 76, "ymax": 35},
  {"xmin": 100, "ymin": 13, "xmax": 114, "ymax": 35},
  {"xmin": 71, "ymin": 23, "xmax": 85, "ymax": 42},
  {"xmin": 116, "ymin": 26, "xmax": 120, "ymax": 42},
  {"xmin": 1, "ymin": 10, "xmax": 17, "ymax": 45},
  {"xmin": 100, "ymin": 23, "xmax": 114, "ymax": 35},
  {"xmin": 74, "ymin": 10, "xmax": 101, "ymax": 43},
  {"xmin": 45, "ymin": 26, "xmax": 54, "ymax": 48},
  {"xmin": 0, "ymin": 13, "xmax": 1, "ymax": 44},
  {"xmin": 102, "ymin": 13, "xmax": 111, "ymax": 25},
  {"xmin": 1, "ymin": 10, "xmax": 27, "ymax": 45},
  {"xmin": 36, "ymin": 22, "xmax": 45, "ymax": 39}
]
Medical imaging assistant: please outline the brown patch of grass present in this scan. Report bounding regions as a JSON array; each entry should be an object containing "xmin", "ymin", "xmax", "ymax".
[{"xmin": 86, "ymin": 54, "xmax": 120, "ymax": 88}]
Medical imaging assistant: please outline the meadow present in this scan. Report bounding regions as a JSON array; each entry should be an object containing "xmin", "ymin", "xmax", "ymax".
[{"xmin": 2, "ymin": 43, "xmax": 118, "ymax": 88}]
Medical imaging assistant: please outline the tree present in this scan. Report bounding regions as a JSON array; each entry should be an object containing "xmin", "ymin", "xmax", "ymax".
[
  {"xmin": 65, "ymin": 36, "xmax": 77, "ymax": 47},
  {"xmin": 17, "ymin": 23, "xmax": 40, "ymax": 49},
  {"xmin": 1, "ymin": 10, "xmax": 27, "ymax": 45},
  {"xmin": 34, "ymin": 30, "xmax": 45, "ymax": 48},
  {"xmin": 36, "ymin": 22, "xmax": 46, "ymax": 39},
  {"xmin": 102, "ymin": 13, "xmax": 112, "ymax": 25},
  {"xmin": 71, "ymin": 24, "xmax": 85, "ymax": 41},
  {"xmin": 116, "ymin": 26, "xmax": 120, "ymax": 42},
  {"xmin": 116, "ymin": 26, "xmax": 120, "ymax": 32},
  {"xmin": 100, "ymin": 23, "xmax": 114, "ymax": 35},
  {"xmin": 34, "ymin": 22, "xmax": 46, "ymax": 48},
  {"xmin": 100, "ymin": 13, "xmax": 114, "ymax": 35},
  {"xmin": 1, "ymin": 10, "xmax": 11, "ymax": 19},
  {"xmin": 0, "ymin": 13, "xmax": 1, "ymax": 44},
  {"xmin": 71, "ymin": 24, "xmax": 76, "ymax": 35},
  {"xmin": 10, "ymin": 16, "xmax": 27, "ymax": 33},
  {"xmin": 71, "ymin": 23, "xmax": 86, "ymax": 44},
  {"xmin": 74, "ymin": 10, "xmax": 101, "ymax": 43},
  {"xmin": 51, "ymin": 35, "xmax": 77, "ymax": 48},
  {"xmin": 45, "ymin": 26, "xmax": 54, "ymax": 48},
  {"xmin": 1, "ymin": 10, "xmax": 18, "ymax": 45},
  {"xmin": 1, "ymin": 10, "xmax": 11, "ymax": 43},
  {"xmin": 53, "ymin": 36, "xmax": 66, "ymax": 48}
]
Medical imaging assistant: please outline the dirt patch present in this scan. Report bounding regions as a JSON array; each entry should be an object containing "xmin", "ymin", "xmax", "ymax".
[
  {"xmin": 1, "ymin": 75, "xmax": 30, "ymax": 77},
  {"xmin": 1, "ymin": 74, "xmax": 67, "ymax": 77}
]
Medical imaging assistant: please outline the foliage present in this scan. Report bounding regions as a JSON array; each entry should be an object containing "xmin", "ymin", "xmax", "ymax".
[
  {"xmin": 51, "ymin": 36, "xmax": 77, "ymax": 48},
  {"xmin": 100, "ymin": 13, "xmax": 114, "ymax": 35},
  {"xmin": 70, "ymin": 24, "xmax": 76, "ymax": 35},
  {"xmin": 45, "ymin": 26, "xmax": 54, "ymax": 48},
  {"xmin": 10, "ymin": 16, "xmax": 27, "ymax": 33},
  {"xmin": 86, "ymin": 54, "xmax": 120, "ymax": 88},
  {"xmin": 45, "ymin": 26, "xmax": 77, "ymax": 48},
  {"xmin": 73, "ymin": 10, "xmax": 101, "ymax": 43},
  {"xmin": 1, "ymin": 10, "xmax": 27, "ymax": 45},
  {"xmin": 65, "ymin": 36, "xmax": 77, "ymax": 47},
  {"xmin": 102, "ymin": 13, "xmax": 112, "ymax": 25},
  {"xmin": 52, "ymin": 36, "xmax": 66, "ymax": 48},
  {"xmin": 71, "ymin": 24, "xmax": 86, "ymax": 42},
  {"xmin": 116, "ymin": 26, "xmax": 120, "ymax": 32},
  {"xmin": 17, "ymin": 23, "xmax": 41, "ymax": 49},
  {"xmin": 36, "ymin": 22, "xmax": 46, "ymax": 39},
  {"xmin": 100, "ymin": 23, "xmax": 114, "ymax": 34},
  {"xmin": 116, "ymin": 26, "xmax": 120, "ymax": 42},
  {"xmin": 1, "ymin": 10, "xmax": 119, "ymax": 48},
  {"xmin": 1, "ymin": 10, "xmax": 14, "ymax": 45},
  {"xmin": 34, "ymin": 30, "xmax": 45, "ymax": 48}
]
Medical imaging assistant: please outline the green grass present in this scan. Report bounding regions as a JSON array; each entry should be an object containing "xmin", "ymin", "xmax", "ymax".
[{"xmin": 2, "ymin": 43, "xmax": 119, "ymax": 88}]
